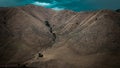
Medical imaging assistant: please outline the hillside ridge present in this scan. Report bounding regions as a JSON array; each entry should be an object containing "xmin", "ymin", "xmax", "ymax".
[{"xmin": 0, "ymin": 5, "xmax": 120, "ymax": 68}]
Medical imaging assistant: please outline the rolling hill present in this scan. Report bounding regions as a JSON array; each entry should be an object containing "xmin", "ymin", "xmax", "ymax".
[{"xmin": 0, "ymin": 5, "xmax": 120, "ymax": 68}]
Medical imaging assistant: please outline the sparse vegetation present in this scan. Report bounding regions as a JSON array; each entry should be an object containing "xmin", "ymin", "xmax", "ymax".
[
  {"xmin": 38, "ymin": 53, "xmax": 43, "ymax": 57},
  {"xmin": 44, "ymin": 21, "xmax": 56, "ymax": 41}
]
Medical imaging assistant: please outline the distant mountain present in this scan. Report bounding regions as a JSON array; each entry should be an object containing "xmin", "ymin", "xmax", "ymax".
[
  {"xmin": 116, "ymin": 9, "xmax": 120, "ymax": 12},
  {"xmin": 0, "ymin": 5, "xmax": 120, "ymax": 68}
]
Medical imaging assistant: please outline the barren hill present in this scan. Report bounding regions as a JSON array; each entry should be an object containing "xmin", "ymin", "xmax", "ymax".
[{"xmin": 0, "ymin": 5, "xmax": 120, "ymax": 68}]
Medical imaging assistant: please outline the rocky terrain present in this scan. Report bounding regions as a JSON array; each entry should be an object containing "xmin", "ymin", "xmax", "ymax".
[{"xmin": 0, "ymin": 5, "xmax": 120, "ymax": 68}]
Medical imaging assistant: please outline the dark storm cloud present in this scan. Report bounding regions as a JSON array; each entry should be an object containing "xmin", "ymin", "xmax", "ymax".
[
  {"xmin": 0, "ymin": 0, "xmax": 120, "ymax": 11},
  {"xmin": 0, "ymin": 0, "xmax": 34, "ymax": 7},
  {"xmin": 85, "ymin": 0, "xmax": 120, "ymax": 9}
]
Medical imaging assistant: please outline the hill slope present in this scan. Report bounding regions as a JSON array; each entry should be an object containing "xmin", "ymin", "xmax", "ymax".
[{"xmin": 0, "ymin": 5, "xmax": 120, "ymax": 68}]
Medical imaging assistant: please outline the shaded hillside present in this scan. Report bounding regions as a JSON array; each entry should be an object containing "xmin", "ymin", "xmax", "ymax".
[
  {"xmin": 0, "ymin": 5, "xmax": 55, "ymax": 64},
  {"xmin": 0, "ymin": 5, "xmax": 120, "ymax": 68}
]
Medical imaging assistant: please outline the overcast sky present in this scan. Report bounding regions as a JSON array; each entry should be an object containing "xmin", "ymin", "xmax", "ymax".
[{"xmin": 0, "ymin": 0, "xmax": 120, "ymax": 11}]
